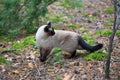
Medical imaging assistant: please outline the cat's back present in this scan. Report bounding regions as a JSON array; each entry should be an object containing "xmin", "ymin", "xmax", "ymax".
[
  {"xmin": 53, "ymin": 30, "xmax": 79, "ymax": 52},
  {"xmin": 55, "ymin": 30, "xmax": 78, "ymax": 38}
]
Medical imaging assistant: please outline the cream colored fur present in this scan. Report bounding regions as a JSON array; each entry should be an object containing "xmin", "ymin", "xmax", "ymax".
[{"xmin": 36, "ymin": 25, "xmax": 79, "ymax": 53}]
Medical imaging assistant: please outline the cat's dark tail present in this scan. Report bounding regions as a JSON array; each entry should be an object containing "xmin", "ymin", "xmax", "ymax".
[{"xmin": 78, "ymin": 36, "xmax": 103, "ymax": 52}]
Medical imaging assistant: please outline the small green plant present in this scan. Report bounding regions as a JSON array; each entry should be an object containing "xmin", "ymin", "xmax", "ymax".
[
  {"xmin": 26, "ymin": 28, "xmax": 37, "ymax": 34},
  {"xmin": 12, "ymin": 36, "xmax": 36, "ymax": 52},
  {"xmin": 67, "ymin": 24, "xmax": 80, "ymax": 28},
  {"xmin": 104, "ymin": 8, "xmax": 114, "ymax": 13},
  {"xmin": 52, "ymin": 48, "xmax": 64, "ymax": 64},
  {"xmin": 81, "ymin": 11, "xmax": 96, "ymax": 21},
  {"xmin": 87, "ymin": 16, "xmax": 96, "ymax": 21},
  {"xmin": 81, "ymin": 11, "xmax": 89, "ymax": 16},
  {"xmin": 61, "ymin": 0, "xmax": 83, "ymax": 9},
  {"xmin": 96, "ymin": 30, "xmax": 120, "ymax": 36},
  {"xmin": 0, "ymin": 57, "xmax": 10, "ymax": 65},
  {"xmin": 55, "ymin": 76, "xmax": 61, "ymax": 80},
  {"xmin": 0, "ymin": 36, "xmax": 16, "ymax": 42},
  {"xmin": 84, "ymin": 52, "xmax": 107, "ymax": 61},
  {"xmin": 49, "ymin": 17, "xmax": 66, "ymax": 23},
  {"xmin": 96, "ymin": 30, "xmax": 112, "ymax": 36},
  {"xmin": 45, "ymin": 13, "xmax": 67, "ymax": 23},
  {"xmin": 116, "ymin": 30, "xmax": 120, "ymax": 35},
  {"xmin": 82, "ymin": 34, "xmax": 95, "ymax": 45},
  {"xmin": 81, "ymin": 29, "xmax": 88, "ymax": 33},
  {"xmin": 104, "ymin": 18, "xmax": 114, "ymax": 26}
]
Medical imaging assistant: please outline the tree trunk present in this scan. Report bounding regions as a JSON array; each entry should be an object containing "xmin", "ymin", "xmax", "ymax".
[{"xmin": 105, "ymin": 0, "xmax": 120, "ymax": 79}]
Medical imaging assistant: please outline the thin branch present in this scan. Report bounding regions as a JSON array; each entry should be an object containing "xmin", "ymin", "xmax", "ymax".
[
  {"xmin": 19, "ymin": 71, "xmax": 31, "ymax": 80},
  {"xmin": 47, "ymin": 0, "xmax": 58, "ymax": 5},
  {"xmin": 111, "ymin": 60, "xmax": 120, "ymax": 62},
  {"xmin": 33, "ymin": 59, "xmax": 41, "ymax": 77},
  {"xmin": 105, "ymin": 0, "xmax": 120, "ymax": 79},
  {"xmin": 0, "ymin": 49, "xmax": 16, "ymax": 54}
]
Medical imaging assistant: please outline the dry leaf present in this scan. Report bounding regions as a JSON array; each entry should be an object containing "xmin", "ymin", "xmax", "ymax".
[
  {"xmin": 28, "ymin": 51, "xmax": 36, "ymax": 59},
  {"xmin": 16, "ymin": 56, "xmax": 21, "ymax": 59},
  {"xmin": 63, "ymin": 73, "xmax": 72, "ymax": 80},
  {"xmin": 75, "ymin": 22, "xmax": 80, "ymax": 25},
  {"xmin": 97, "ymin": 68, "xmax": 103, "ymax": 73},
  {"xmin": 63, "ymin": 51, "xmax": 70, "ymax": 55},
  {"xmin": 12, "ymin": 70, "xmax": 24, "ymax": 74},
  {"xmin": 1, "ymin": 65, "xmax": 7, "ymax": 72},
  {"xmin": 87, "ymin": 63, "xmax": 92, "ymax": 70},
  {"xmin": 28, "ymin": 63, "xmax": 34, "ymax": 68},
  {"xmin": 71, "ymin": 74, "xmax": 76, "ymax": 80},
  {"xmin": 77, "ymin": 50, "xmax": 85, "ymax": 54}
]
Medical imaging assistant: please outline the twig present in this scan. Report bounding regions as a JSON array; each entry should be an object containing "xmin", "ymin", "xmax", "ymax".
[
  {"xmin": 45, "ymin": 54, "xmax": 53, "ymax": 65},
  {"xmin": 33, "ymin": 59, "xmax": 41, "ymax": 77},
  {"xmin": 0, "ymin": 49, "xmax": 16, "ymax": 54},
  {"xmin": 111, "ymin": 60, "xmax": 120, "ymax": 62},
  {"xmin": 47, "ymin": 0, "xmax": 58, "ymax": 6},
  {"xmin": 71, "ymin": 74, "xmax": 76, "ymax": 80},
  {"xmin": 19, "ymin": 71, "xmax": 31, "ymax": 80}
]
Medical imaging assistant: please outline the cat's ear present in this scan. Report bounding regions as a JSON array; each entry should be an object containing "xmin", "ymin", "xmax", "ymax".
[
  {"xmin": 44, "ymin": 26, "xmax": 49, "ymax": 32},
  {"xmin": 47, "ymin": 21, "xmax": 51, "ymax": 27}
]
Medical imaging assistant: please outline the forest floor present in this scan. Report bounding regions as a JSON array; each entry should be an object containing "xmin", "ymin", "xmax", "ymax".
[{"xmin": 0, "ymin": 0, "xmax": 120, "ymax": 80}]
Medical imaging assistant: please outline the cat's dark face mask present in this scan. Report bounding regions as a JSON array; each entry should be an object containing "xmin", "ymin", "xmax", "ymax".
[{"xmin": 44, "ymin": 22, "xmax": 55, "ymax": 36}]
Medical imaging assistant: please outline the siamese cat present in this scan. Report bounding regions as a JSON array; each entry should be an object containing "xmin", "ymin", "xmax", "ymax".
[{"xmin": 36, "ymin": 22, "xmax": 103, "ymax": 62}]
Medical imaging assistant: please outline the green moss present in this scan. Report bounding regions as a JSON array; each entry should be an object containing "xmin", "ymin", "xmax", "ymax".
[
  {"xmin": 104, "ymin": 22, "xmax": 112, "ymax": 26},
  {"xmin": 49, "ymin": 17, "xmax": 66, "ymax": 23},
  {"xmin": 96, "ymin": 30, "xmax": 120, "ymax": 36},
  {"xmin": 81, "ymin": 11, "xmax": 89, "ymax": 16},
  {"xmin": 82, "ymin": 34, "xmax": 95, "ymax": 45},
  {"xmin": 104, "ymin": 18, "xmax": 114, "ymax": 26},
  {"xmin": 87, "ymin": 16, "xmax": 96, "ymax": 21},
  {"xmin": 45, "ymin": 13, "xmax": 67, "ymax": 23},
  {"xmin": 0, "ymin": 36, "xmax": 16, "ymax": 42},
  {"xmin": 96, "ymin": 30, "xmax": 112, "ymax": 36},
  {"xmin": 104, "ymin": 8, "xmax": 114, "ymax": 14},
  {"xmin": 81, "ymin": 29, "xmax": 88, "ymax": 33},
  {"xmin": 55, "ymin": 77, "xmax": 61, "ymax": 80},
  {"xmin": 21, "ymin": 36, "xmax": 36, "ymax": 46},
  {"xmin": 84, "ymin": 52, "xmax": 107, "ymax": 61},
  {"xmin": 81, "ymin": 11, "xmax": 96, "ymax": 21},
  {"xmin": 67, "ymin": 24, "xmax": 80, "ymax": 28},
  {"xmin": 0, "ymin": 57, "xmax": 10, "ymax": 65},
  {"xmin": 26, "ymin": 28, "xmax": 37, "ymax": 34},
  {"xmin": 12, "ymin": 42, "xmax": 24, "ymax": 51},
  {"xmin": 61, "ymin": 0, "xmax": 83, "ymax": 9},
  {"xmin": 60, "ymin": 1, "xmax": 71, "ymax": 9},
  {"xmin": 52, "ymin": 48, "xmax": 64, "ymax": 64},
  {"xmin": 116, "ymin": 30, "xmax": 120, "ymax": 35},
  {"xmin": 12, "ymin": 36, "xmax": 36, "ymax": 52}
]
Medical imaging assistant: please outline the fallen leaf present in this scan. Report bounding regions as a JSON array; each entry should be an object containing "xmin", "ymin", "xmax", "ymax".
[
  {"xmin": 63, "ymin": 51, "xmax": 70, "ymax": 55},
  {"xmin": 71, "ymin": 74, "xmax": 76, "ymax": 80},
  {"xmin": 63, "ymin": 73, "xmax": 72, "ymax": 80},
  {"xmin": 97, "ymin": 68, "xmax": 103, "ymax": 73},
  {"xmin": 1, "ymin": 64, "xmax": 7, "ymax": 72},
  {"xmin": 87, "ymin": 63, "xmax": 92, "ymax": 70},
  {"xmin": 28, "ymin": 63, "xmax": 34, "ymax": 68},
  {"xmin": 12, "ymin": 70, "xmax": 24, "ymax": 74},
  {"xmin": 81, "ymin": 75, "xmax": 87, "ymax": 80}
]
